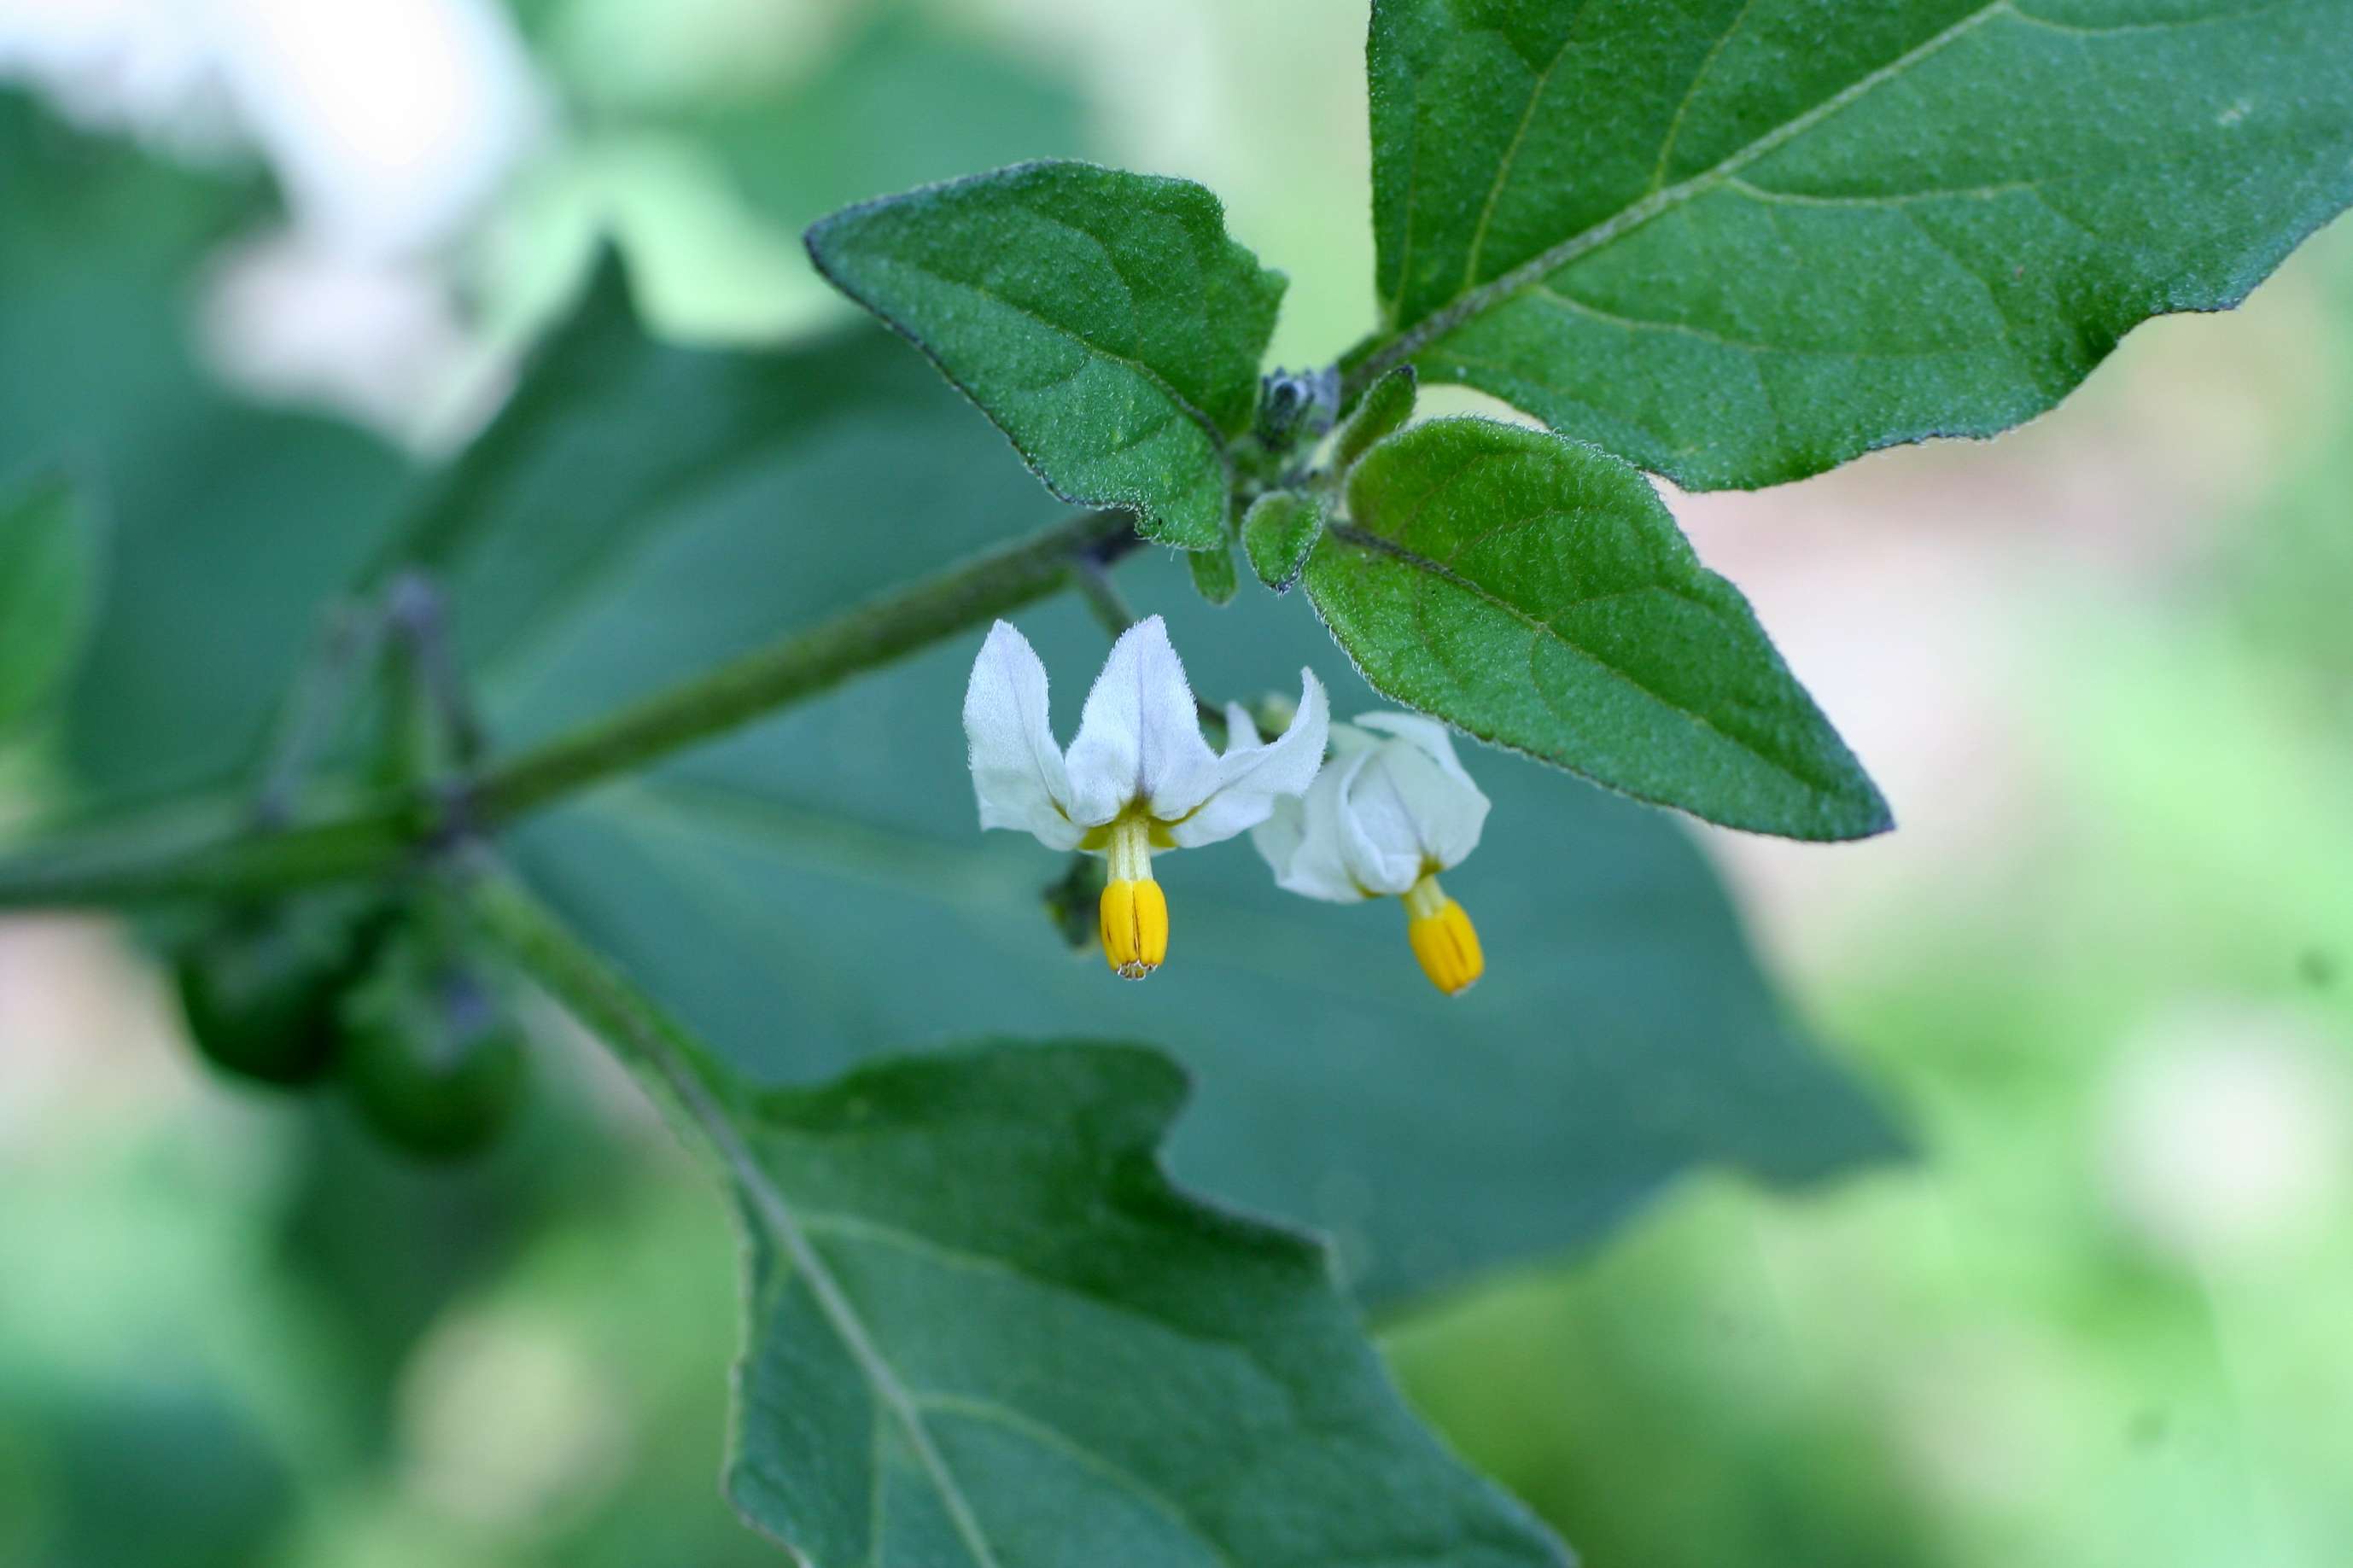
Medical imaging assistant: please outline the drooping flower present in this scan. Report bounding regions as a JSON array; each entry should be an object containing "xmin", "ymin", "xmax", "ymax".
[
  {"xmin": 964, "ymin": 615, "xmax": 1328, "ymax": 979},
  {"xmin": 1252, "ymin": 713, "xmax": 1491, "ymax": 995}
]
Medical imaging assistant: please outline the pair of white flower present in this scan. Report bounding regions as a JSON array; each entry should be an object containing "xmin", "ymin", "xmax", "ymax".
[{"xmin": 962, "ymin": 615, "xmax": 1489, "ymax": 994}]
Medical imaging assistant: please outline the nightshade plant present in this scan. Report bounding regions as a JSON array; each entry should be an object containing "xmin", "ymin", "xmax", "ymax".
[{"xmin": 1, "ymin": 2, "xmax": 2347, "ymax": 1562}]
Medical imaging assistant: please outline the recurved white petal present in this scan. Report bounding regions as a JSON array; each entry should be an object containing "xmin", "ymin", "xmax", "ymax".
[
  {"xmin": 962, "ymin": 620, "xmax": 1082, "ymax": 850},
  {"xmin": 1330, "ymin": 769, "xmax": 1422, "ymax": 895},
  {"xmin": 1357, "ymin": 714, "xmax": 1489, "ymax": 871},
  {"xmin": 1355, "ymin": 711, "xmax": 1478, "ymax": 790},
  {"xmin": 1063, "ymin": 615, "xmax": 1218, "ymax": 826},
  {"xmin": 1165, "ymin": 668, "xmax": 1330, "ymax": 848},
  {"xmin": 1253, "ymin": 749, "xmax": 1369, "ymax": 901}
]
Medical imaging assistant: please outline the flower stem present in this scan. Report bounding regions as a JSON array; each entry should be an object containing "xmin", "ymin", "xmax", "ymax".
[{"xmin": 0, "ymin": 509, "xmax": 1139, "ymax": 910}]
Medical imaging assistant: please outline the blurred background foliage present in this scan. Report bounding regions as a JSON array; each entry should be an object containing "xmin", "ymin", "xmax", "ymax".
[{"xmin": 1, "ymin": 1, "xmax": 2350, "ymax": 1565}]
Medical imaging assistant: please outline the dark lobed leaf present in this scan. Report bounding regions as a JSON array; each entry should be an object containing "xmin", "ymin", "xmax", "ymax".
[
  {"xmin": 1358, "ymin": 0, "xmax": 2353, "ymax": 489},
  {"xmin": 721, "ymin": 1039, "xmax": 1568, "ymax": 1566},
  {"xmin": 806, "ymin": 160, "xmax": 1287, "ymax": 550},
  {"xmin": 1309, "ymin": 418, "xmax": 1890, "ymax": 841}
]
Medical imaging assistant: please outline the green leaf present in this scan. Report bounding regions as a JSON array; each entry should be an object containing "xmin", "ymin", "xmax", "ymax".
[
  {"xmin": 1309, "ymin": 418, "xmax": 1889, "ymax": 842},
  {"xmin": 1185, "ymin": 539, "xmax": 1240, "ymax": 606},
  {"xmin": 1359, "ymin": 0, "xmax": 2353, "ymax": 489},
  {"xmin": 806, "ymin": 160, "xmax": 1286, "ymax": 549},
  {"xmin": 717, "ymin": 1040, "xmax": 1567, "ymax": 1565},
  {"xmin": 1240, "ymin": 489, "xmax": 1326, "ymax": 594},
  {"xmin": 0, "ymin": 475, "xmax": 100, "ymax": 736},
  {"xmin": 1330, "ymin": 364, "xmax": 1416, "ymax": 475}
]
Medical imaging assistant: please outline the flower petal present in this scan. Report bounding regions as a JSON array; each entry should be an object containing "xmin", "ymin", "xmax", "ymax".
[
  {"xmin": 1166, "ymin": 667, "xmax": 1330, "ymax": 848},
  {"xmin": 1355, "ymin": 714, "xmax": 1490, "ymax": 871},
  {"xmin": 1064, "ymin": 615, "xmax": 1217, "ymax": 825},
  {"xmin": 962, "ymin": 621, "xmax": 1082, "ymax": 850},
  {"xmin": 1252, "ymin": 750, "xmax": 1372, "ymax": 901},
  {"xmin": 1355, "ymin": 710, "xmax": 1477, "ymax": 790},
  {"xmin": 1335, "ymin": 758, "xmax": 1424, "ymax": 884}
]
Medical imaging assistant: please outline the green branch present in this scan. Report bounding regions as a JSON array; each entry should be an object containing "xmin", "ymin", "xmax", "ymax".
[
  {"xmin": 0, "ymin": 509, "xmax": 1138, "ymax": 910},
  {"xmin": 469, "ymin": 509, "xmax": 1132, "ymax": 825}
]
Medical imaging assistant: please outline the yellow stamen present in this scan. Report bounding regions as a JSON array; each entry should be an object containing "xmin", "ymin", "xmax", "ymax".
[
  {"xmin": 1403, "ymin": 872, "xmax": 1482, "ymax": 996},
  {"xmin": 1100, "ymin": 813, "xmax": 1167, "ymax": 979},
  {"xmin": 1101, "ymin": 877, "xmax": 1169, "ymax": 979}
]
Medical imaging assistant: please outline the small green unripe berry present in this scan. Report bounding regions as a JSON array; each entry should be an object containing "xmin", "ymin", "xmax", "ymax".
[
  {"xmin": 339, "ymin": 936, "xmax": 527, "ymax": 1162},
  {"xmin": 174, "ymin": 902, "xmax": 370, "ymax": 1087}
]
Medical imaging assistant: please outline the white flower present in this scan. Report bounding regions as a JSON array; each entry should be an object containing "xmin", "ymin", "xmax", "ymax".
[
  {"xmin": 963, "ymin": 615, "xmax": 1328, "ymax": 978},
  {"xmin": 1252, "ymin": 713, "xmax": 1490, "ymax": 994}
]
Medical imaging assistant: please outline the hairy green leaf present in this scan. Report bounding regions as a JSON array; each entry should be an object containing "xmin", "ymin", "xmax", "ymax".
[
  {"xmin": 1359, "ymin": 0, "xmax": 2353, "ymax": 489},
  {"xmin": 1330, "ymin": 364, "xmax": 1417, "ymax": 475},
  {"xmin": 1186, "ymin": 539, "xmax": 1241, "ymax": 605},
  {"xmin": 0, "ymin": 475, "xmax": 100, "ymax": 736},
  {"xmin": 1310, "ymin": 418, "xmax": 1889, "ymax": 841},
  {"xmin": 806, "ymin": 160, "xmax": 1286, "ymax": 549},
  {"xmin": 1241, "ymin": 489, "xmax": 1326, "ymax": 593},
  {"xmin": 715, "ymin": 1040, "xmax": 1566, "ymax": 1565}
]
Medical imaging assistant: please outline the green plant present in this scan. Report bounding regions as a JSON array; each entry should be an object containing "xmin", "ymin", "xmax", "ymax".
[{"xmin": 3, "ymin": 3, "xmax": 2347, "ymax": 1559}]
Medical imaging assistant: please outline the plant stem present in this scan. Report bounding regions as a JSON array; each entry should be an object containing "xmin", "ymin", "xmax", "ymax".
[
  {"xmin": 467, "ymin": 508, "xmax": 1134, "ymax": 825},
  {"xmin": 0, "ymin": 508, "xmax": 1138, "ymax": 910},
  {"xmin": 0, "ymin": 801, "xmax": 419, "ymax": 909},
  {"xmin": 464, "ymin": 863, "xmax": 739, "ymax": 1110}
]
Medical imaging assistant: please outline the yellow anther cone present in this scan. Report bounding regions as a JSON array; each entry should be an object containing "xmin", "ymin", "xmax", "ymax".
[
  {"xmin": 1101, "ymin": 878, "xmax": 1169, "ymax": 980},
  {"xmin": 1403, "ymin": 874, "xmax": 1482, "ymax": 996}
]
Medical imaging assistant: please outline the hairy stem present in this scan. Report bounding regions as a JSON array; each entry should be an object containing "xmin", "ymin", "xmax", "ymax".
[
  {"xmin": 0, "ymin": 509, "xmax": 1139, "ymax": 910},
  {"xmin": 0, "ymin": 801, "xmax": 419, "ymax": 909},
  {"xmin": 467, "ymin": 508, "xmax": 1134, "ymax": 824}
]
